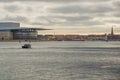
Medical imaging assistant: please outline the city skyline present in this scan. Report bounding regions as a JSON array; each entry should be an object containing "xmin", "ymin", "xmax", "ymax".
[{"xmin": 0, "ymin": 0, "xmax": 120, "ymax": 34}]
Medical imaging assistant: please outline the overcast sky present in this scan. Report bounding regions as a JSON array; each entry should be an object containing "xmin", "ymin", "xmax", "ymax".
[{"xmin": 0, "ymin": 0, "xmax": 120, "ymax": 34}]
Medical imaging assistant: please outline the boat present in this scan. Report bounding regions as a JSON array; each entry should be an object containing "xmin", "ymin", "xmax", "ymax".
[{"xmin": 22, "ymin": 44, "xmax": 31, "ymax": 49}]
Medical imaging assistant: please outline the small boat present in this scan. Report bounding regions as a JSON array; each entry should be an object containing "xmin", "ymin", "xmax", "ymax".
[{"xmin": 22, "ymin": 44, "xmax": 31, "ymax": 49}]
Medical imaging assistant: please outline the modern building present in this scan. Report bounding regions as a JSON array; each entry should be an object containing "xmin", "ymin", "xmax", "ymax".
[{"xmin": 0, "ymin": 22, "xmax": 48, "ymax": 40}]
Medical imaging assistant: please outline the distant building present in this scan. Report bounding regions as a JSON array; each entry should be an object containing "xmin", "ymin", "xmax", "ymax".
[
  {"xmin": 55, "ymin": 34, "xmax": 87, "ymax": 41},
  {"xmin": 107, "ymin": 27, "xmax": 120, "ymax": 41},
  {"xmin": 87, "ymin": 34, "xmax": 107, "ymax": 41},
  {"xmin": 79, "ymin": 35, "xmax": 88, "ymax": 41},
  {"xmin": 0, "ymin": 22, "xmax": 48, "ymax": 40},
  {"xmin": 107, "ymin": 35, "xmax": 120, "ymax": 41},
  {"xmin": 64, "ymin": 34, "xmax": 80, "ymax": 41},
  {"xmin": 55, "ymin": 34, "xmax": 65, "ymax": 41}
]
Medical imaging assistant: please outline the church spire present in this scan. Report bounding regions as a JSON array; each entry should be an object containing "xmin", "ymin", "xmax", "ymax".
[{"xmin": 111, "ymin": 27, "xmax": 114, "ymax": 35}]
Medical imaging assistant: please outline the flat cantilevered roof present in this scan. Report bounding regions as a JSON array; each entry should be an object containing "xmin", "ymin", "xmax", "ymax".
[
  {"xmin": 0, "ymin": 22, "xmax": 51, "ymax": 31},
  {"xmin": 0, "ymin": 27, "xmax": 50, "ymax": 31}
]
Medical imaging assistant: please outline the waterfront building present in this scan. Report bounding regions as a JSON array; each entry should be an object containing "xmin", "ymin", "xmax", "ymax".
[
  {"xmin": 107, "ymin": 27, "xmax": 120, "ymax": 41},
  {"xmin": 0, "ymin": 22, "xmax": 48, "ymax": 40},
  {"xmin": 55, "ymin": 34, "xmax": 87, "ymax": 41},
  {"xmin": 64, "ymin": 34, "xmax": 80, "ymax": 41},
  {"xmin": 107, "ymin": 35, "xmax": 120, "ymax": 41},
  {"xmin": 55, "ymin": 34, "xmax": 65, "ymax": 41},
  {"xmin": 79, "ymin": 35, "xmax": 88, "ymax": 41},
  {"xmin": 87, "ymin": 34, "xmax": 107, "ymax": 41}
]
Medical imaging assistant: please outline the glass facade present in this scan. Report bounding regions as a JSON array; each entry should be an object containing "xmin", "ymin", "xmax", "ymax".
[{"xmin": 12, "ymin": 28, "xmax": 38, "ymax": 40}]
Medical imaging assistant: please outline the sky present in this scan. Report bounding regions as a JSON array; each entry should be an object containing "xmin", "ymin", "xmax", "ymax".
[{"xmin": 0, "ymin": 0, "xmax": 120, "ymax": 34}]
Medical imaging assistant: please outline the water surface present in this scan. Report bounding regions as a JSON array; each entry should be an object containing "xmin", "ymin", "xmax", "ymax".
[{"xmin": 0, "ymin": 41, "xmax": 120, "ymax": 80}]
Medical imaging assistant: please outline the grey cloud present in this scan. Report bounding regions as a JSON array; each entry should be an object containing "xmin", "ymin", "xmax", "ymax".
[
  {"xmin": 111, "ymin": 1, "xmax": 120, "ymax": 17},
  {"xmin": 94, "ymin": 6, "xmax": 114, "ymax": 13},
  {"xmin": 0, "ymin": 0, "xmax": 112, "ymax": 3},
  {"xmin": 62, "ymin": 16, "xmax": 93, "ymax": 21},
  {"xmin": 35, "ymin": 15, "xmax": 92, "ymax": 23},
  {"xmin": 114, "ymin": 13, "xmax": 120, "ymax": 17},
  {"xmin": 31, "ymin": 22, "xmax": 54, "ymax": 26},
  {"xmin": 105, "ymin": 20, "xmax": 120, "ymax": 24},
  {"xmin": 30, "ymin": 17, "xmax": 50, "ymax": 26},
  {"xmin": 0, "ymin": 0, "xmax": 117, "ymax": 28},
  {"xmin": 50, "ymin": 5, "xmax": 114, "ymax": 14},
  {"xmin": 112, "ymin": 0, "xmax": 120, "ymax": 12},
  {"xmin": 30, "ymin": 13, "xmax": 120, "ymax": 27},
  {"xmin": 81, "ymin": 20, "xmax": 105, "ymax": 26},
  {"xmin": 114, "ymin": 0, "xmax": 120, "ymax": 7},
  {"xmin": 4, "ymin": 5, "xmax": 21, "ymax": 12},
  {"xmin": 49, "ymin": 16, "xmax": 93, "ymax": 22},
  {"xmin": 31, "ymin": 15, "xmax": 101, "ymax": 27},
  {"xmin": 26, "ymin": 7, "xmax": 33, "ymax": 12},
  {"xmin": 2, "ymin": 15, "xmax": 28, "ymax": 22},
  {"xmin": 31, "ymin": 22, "xmax": 44, "ymax": 25}
]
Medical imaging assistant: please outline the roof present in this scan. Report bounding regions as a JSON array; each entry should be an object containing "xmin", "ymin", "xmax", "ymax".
[
  {"xmin": 0, "ymin": 27, "xmax": 50, "ymax": 31},
  {"xmin": 0, "ymin": 22, "xmax": 51, "ymax": 31},
  {"xmin": 88, "ymin": 34, "xmax": 106, "ymax": 37}
]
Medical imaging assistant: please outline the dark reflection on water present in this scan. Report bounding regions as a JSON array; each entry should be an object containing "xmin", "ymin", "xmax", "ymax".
[{"xmin": 0, "ymin": 41, "xmax": 120, "ymax": 80}]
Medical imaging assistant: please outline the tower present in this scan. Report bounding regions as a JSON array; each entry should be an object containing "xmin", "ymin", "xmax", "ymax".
[{"xmin": 111, "ymin": 27, "xmax": 114, "ymax": 35}]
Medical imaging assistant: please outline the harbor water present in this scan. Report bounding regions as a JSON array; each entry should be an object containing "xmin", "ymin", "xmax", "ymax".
[{"xmin": 0, "ymin": 41, "xmax": 120, "ymax": 80}]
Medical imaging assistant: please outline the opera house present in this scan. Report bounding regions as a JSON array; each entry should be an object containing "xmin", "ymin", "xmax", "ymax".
[{"xmin": 0, "ymin": 22, "xmax": 47, "ymax": 40}]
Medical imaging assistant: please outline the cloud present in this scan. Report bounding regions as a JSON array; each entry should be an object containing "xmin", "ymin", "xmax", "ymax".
[
  {"xmin": 29, "ymin": 15, "xmax": 104, "ymax": 27},
  {"xmin": 4, "ymin": 5, "xmax": 21, "ymax": 12},
  {"xmin": 0, "ymin": 0, "xmax": 119, "ymax": 33},
  {"xmin": 1, "ymin": 15, "xmax": 28, "ymax": 22},
  {"xmin": 81, "ymin": 20, "xmax": 105, "ymax": 26},
  {"xmin": 114, "ymin": 0, "xmax": 120, "ymax": 7},
  {"xmin": 0, "ymin": 0, "xmax": 111, "ymax": 3},
  {"xmin": 59, "ymin": 16, "xmax": 93, "ymax": 22},
  {"xmin": 50, "ymin": 4, "xmax": 114, "ymax": 14}
]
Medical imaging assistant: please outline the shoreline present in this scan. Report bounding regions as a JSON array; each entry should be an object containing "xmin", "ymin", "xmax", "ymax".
[{"xmin": 0, "ymin": 40, "xmax": 120, "ymax": 42}]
